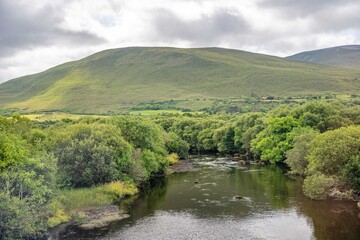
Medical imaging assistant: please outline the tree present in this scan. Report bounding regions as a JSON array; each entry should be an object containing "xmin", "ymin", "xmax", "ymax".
[
  {"xmin": 111, "ymin": 117, "xmax": 168, "ymax": 179},
  {"xmin": 164, "ymin": 132, "xmax": 189, "ymax": 158},
  {"xmin": 285, "ymin": 131, "xmax": 319, "ymax": 175},
  {"xmin": 251, "ymin": 116, "xmax": 302, "ymax": 163},
  {"xmin": 49, "ymin": 123, "xmax": 133, "ymax": 187},
  {"xmin": 0, "ymin": 143, "xmax": 56, "ymax": 239}
]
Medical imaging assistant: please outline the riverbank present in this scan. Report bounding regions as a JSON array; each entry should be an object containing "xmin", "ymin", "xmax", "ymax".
[
  {"xmin": 53, "ymin": 156, "xmax": 360, "ymax": 240},
  {"xmin": 48, "ymin": 181, "xmax": 138, "ymax": 229}
]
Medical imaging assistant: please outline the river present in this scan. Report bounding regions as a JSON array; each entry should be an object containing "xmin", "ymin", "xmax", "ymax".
[{"xmin": 55, "ymin": 155, "xmax": 360, "ymax": 239}]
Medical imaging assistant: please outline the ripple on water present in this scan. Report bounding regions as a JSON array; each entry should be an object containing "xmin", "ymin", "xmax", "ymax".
[{"xmin": 110, "ymin": 210, "xmax": 313, "ymax": 240}]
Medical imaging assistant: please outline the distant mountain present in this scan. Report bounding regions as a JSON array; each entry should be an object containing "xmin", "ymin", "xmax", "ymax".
[
  {"xmin": 286, "ymin": 45, "xmax": 360, "ymax": 69},
  {"xmin": 0, "ymin": 47, "xmax": 359, "ymax": 113}
]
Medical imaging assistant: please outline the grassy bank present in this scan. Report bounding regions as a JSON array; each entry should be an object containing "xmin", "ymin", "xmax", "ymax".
[{"xmin": 48, "ymin": 181, "xmax": 138, "ymax": 227}]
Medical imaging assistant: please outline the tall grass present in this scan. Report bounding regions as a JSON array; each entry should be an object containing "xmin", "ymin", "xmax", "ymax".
[{"xmin": 48, "ymin": 181, "xmax": 138, "ymax": 227}]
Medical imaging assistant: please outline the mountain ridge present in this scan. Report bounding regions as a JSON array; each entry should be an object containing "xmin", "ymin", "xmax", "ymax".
[{"xmin": 286, "ymin": 45, "xmax": 360, "ymax": 69}]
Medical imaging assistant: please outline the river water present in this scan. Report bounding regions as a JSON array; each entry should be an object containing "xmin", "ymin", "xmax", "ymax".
[{"xmin": 56, "ymin": 156, "xmax": 360, "ymax": 240}]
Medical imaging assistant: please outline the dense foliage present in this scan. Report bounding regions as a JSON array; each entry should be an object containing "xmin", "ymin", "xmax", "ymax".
[{"xmin": 49, "ymin": 123, "xmax": 133, "ymax": 187}]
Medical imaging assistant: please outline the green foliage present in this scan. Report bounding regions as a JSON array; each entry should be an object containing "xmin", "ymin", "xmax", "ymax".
[
  {"xmin": 111, "ymin": 117, "xmax": 167, "ymax": 156},
  {"xmin": 251, "ymin": 116, "xmax": 302, "ymax": 163},
  {"xmin": 213, "ymin": 126, "xmax": 235, "ymax": 153},
  {"xmin": 306, "ymin": 126, "xmax": 360, "ymax": 176},
  {"xmin": 111, "ymin": 117, "xmax": 168, "ymax": 178},
  {"xmin": 164, "ymin": 132, "xmax": 189, "ymax": 159},
  {"xmin": 233, "ymin": 112, "xmax": 264, "ymax": 153},
  {"xmin": 0, "ymin": 152, "xmax": 57, "ymax": 239},
  {"xmin": 47, "ymin": 181, "xmax": 137, "ymax": 227},
  {"xmin": 285, "ymin": 131, "xmax": 319, "ymax": 175},
  {"xmin": 303, "ymin": 174, "xmax": 335, "ymax": 200},
  {"xmin": 342, "ymin": 155, "xmax": 360, "ymax": 190},
  {"xmin": 0, "ymin": 116, "xmax": 56, "ymax": 239},
  {"xmin": 300, "ymin": 126, "xmax": 360, "ymax": 199},
  {"xmin": 293, "ymin": 101, "xmax": 352, "ymax": 132},
  {"xmin": 0, "ymin": 133, "xmax": 29, "ymax": 170},
  {"xmin": 49, "ymin": 123, "xmax": 133, "ymax": 187}
]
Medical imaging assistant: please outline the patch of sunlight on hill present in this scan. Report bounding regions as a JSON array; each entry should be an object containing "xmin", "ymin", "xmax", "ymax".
[{"xmin": 9, "ymin": 69, "xmax": 94, "ymax": 110}]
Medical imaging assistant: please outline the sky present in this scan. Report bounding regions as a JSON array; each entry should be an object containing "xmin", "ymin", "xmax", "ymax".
[{"xmin": 1, "ymin": 0, "xmax": 360, "ymax": 83}]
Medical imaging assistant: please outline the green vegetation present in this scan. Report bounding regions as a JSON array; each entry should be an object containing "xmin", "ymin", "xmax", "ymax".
[
  {"xmin": 1, "ymin": 99, "xmax": 359, "ymax": 238},
  {"xmin": 49, "ymin": 123, "xmax": 133, "ymax": 187},
  {"xmin": 48, "ymin": 181, "xmax": 137, "ymax": 227},
  {"xmin": 152, "ymin": 101, "xmax": 360, "ymax": 200},
  {"xmin": 1, "ymin": 47, "xmax": 360, "ymax": 113},
  {"xmin": 0, "ymin": 115, "xmax": 173, "ymax": 239}
]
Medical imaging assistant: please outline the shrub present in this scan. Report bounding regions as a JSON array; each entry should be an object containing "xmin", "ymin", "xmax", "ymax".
[
  {"xmin": 49, "ymin": 123, "xmax": 133, "ymax": 187},
  {"xmin": 167, "ymin": 153, "xmax": 179, "ymax": 165},
  {"xmin": 285, "ymin": 131, "xmax": 319, "ymax": 175},
  {"xmin": 303, "ymin": 174, "xmax": 334, "ymax": 200},
  {"xmin": 164, "ymin": 132, "xmax": 189, "ymax": 158}
]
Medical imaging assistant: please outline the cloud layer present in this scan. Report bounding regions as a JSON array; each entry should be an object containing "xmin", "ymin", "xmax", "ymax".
[{"xmin": 0, "ymin": 0, "xmax": 359, "ymax": 82}]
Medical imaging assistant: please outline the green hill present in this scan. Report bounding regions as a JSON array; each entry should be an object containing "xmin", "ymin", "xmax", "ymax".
[
  {"xmin": 286, "ymin": 45, "xmax": 360, "ymax": 69},
  {"xmin": 0, "ymin": 47, "xmax": 359, "ymax": 113}
]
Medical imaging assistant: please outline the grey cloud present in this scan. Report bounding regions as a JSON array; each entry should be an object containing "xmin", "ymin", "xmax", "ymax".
[
  {"xmin": 0, "ymin": 0, "xmax": 105, "ymax": 58},
  {"xmin": 152, "ymin": 9, "xmax": 250, "ymax": 45},
  {"xmin": 310, "ymin": 7, "xmax": 360, "ymax": 33},
  {"xmin": 259, "ymin": 0, "xmax": 355, "ymax": 17}
]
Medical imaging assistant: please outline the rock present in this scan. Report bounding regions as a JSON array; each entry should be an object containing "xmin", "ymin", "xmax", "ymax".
[
  {"xmin": 235, "ymin": 195, "xmax": 243, "ymax": 199},
  {"xmin": 78, "ymin": 206, "xmax": 130, "ymax": 230}
]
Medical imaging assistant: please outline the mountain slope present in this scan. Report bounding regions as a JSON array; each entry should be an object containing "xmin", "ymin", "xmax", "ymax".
[
  {"xmin": 0, "ymin": 47, "xmax": 359, "ymax": 113},
  {"xmin": 286, "ymin": 45, "xmax": 360, "ymax": 69}
]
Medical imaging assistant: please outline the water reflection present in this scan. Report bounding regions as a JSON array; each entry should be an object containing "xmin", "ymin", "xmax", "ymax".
[{"xmin": 57, "ymin": 156, "xmax": 360, "ymax": 240}]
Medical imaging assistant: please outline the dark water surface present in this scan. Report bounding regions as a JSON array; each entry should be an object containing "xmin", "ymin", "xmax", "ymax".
[{"xmin": 55, "ymin": 156, "xmax": 360, "ymax": 240}]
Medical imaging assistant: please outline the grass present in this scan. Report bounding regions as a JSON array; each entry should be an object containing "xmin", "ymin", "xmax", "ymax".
[
  {"xmin": 128, "ymin": 110, "xmax": 184, "ymax": 116},
  {"xmin": 47, "ymin": 181, "xmax": 138, "ymax": 228},
  {"xmin": 23, "ymin": 112, "xmax": 109, "ymax": 121},
  {"xmin": 1, "ymin": 47, "xmax": 359, "ymax": 114}
]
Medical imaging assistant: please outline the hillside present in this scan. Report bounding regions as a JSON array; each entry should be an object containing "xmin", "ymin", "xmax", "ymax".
[
  {"xmin": 0, "ymin": 47, "xmax": 359, "ymax": 113},
  {"xmin": 286, "ymin": 45, "xmax": 360, "ymax": 69}
]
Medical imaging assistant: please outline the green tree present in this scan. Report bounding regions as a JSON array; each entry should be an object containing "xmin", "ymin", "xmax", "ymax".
[
  {"xmin": 251, "ymin": 116, "xmax": 302, "ymax": 163},
  {"xmin": 111, "ymin": 117, "xmax": 168, "ymax": 179},
  {"xmin": 164, "ymin": 132, "xmax": 189, "ymax": 158},
  {"xmin": 49, "ymin": 123, "xmax": 133, "ymax": 187},
  {"xmin": 285, "ymin": 131, "xmax": 319, "ymax": 175}
]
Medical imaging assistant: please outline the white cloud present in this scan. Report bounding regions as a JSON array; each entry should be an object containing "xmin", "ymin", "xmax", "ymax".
[{"xmin": 0, "ymin": 0, "xmax": 359, "ymax": 83}]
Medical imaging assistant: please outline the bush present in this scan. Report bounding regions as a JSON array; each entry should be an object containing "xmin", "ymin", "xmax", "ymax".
[
  {"xmin": 342, "ymin": 155, "xmax": 360, "ymax": 190},
  {"xmin": 167, "ymin": 153, "xmax": 179, "ymax": 165},
  {"xmin": 164, "ymin": 132, "xmax": 189, "ymax": 159},
  {"xmin": 285, "ymin": 131, "xmax": 319, "ymax": 175},
  {"xmin": 307, "ymin": 126, "xmax": 360, "ymax": 176},
  {"xmin": 49, "ymin": 123, "xmax": 133, "ymax": 187},
  {"xmin": 303, "ymin": 174, "xmax": 334, "ymax": 200},
  {"xmin": 111, "ymin": 117, "xmax": 169, "ymax": 179}
]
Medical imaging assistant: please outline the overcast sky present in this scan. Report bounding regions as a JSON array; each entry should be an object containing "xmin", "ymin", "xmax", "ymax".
[{"xmin": 1, "ymin": 0, "xmax": 360, "ymax": 83}]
